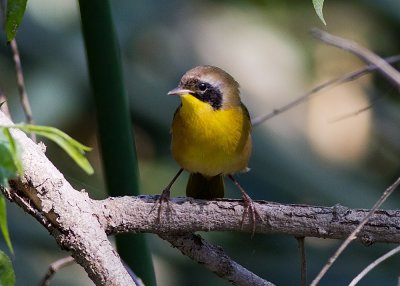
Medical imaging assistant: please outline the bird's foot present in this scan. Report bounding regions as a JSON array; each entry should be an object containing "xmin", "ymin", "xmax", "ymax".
[
  {"xmin": 228, "ymin": 174, "xmax": 263, "ymax": 236},
  {"xmin": 151, "ymin": 168, "xmax": 184, "ymax": 222},
  {"xmin": 150, "ymin": 187, "xmax": 172, "ymax": 222},
  {"xmin": 240, "ymin": 191, "xmax": 263, "ymax": 235}
]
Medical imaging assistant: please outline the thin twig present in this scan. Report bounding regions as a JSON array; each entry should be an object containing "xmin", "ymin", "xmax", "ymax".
[
  {"xmin": 349, "ymin": 245, "xmax": 400, "ymax": 286},
  {"xmin": 311, "ymin": 28, "xmax": 400, "ymax": 89},
  {"xmin": 310, "ymin": 176, "xmax": 400, "ymax": 286},
  {"xmin": 328, "ymin": 103, "xmax": 373, "ymax": 124},
  {"xmin": 329, "ymin": 87, "xmax": 395, "ymax": 124},
  {"xmin": 10, "ymin": 39, "xmax": 36, "ymax": 141},
  {"xmin": 327, "ymin": 96, "xmax": 382, "ymax": 124},
  {"xmin": 39, "ymin": 256, "xmax": 75, "ymax": 286},
  {"xmin": 251, "ymin": 55, "xmax": 400, "ymax": 126},
  {"xmin": 296, "ymin": 237, "xmax": 307, "ymax": 286}
]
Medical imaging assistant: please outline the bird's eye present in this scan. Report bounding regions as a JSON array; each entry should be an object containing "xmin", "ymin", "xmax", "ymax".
[{"xmin": 198, "ymin": 82, "xmax": 208, "ymax": 92}]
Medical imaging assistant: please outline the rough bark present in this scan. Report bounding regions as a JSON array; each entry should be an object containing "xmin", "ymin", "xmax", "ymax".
[
  {"xmin": 95, "ymin": 196, "xmax": 400, "ymax": 245},
  {"xmin": 0, "ymin": 112, "xmax": 135, "ymax": 286}
]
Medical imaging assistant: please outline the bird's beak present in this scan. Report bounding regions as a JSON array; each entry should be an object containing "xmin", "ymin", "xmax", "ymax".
[{"xmin": 167, "ymin": 87, "xmax": 193, "ymax": 96}]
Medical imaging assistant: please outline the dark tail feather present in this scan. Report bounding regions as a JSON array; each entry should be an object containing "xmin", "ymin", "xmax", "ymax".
[{"xmin": 186, "ymin": 173, "xmax": 224, "ymax": 199}]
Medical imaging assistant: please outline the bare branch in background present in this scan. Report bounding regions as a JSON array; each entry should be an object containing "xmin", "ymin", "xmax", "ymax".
[
  {"xmin": 311, "ymin": 28, "xmax": 400, "ymax": 89},
  {"xmin": 328, "ymin": 87, "xmax": 395, "ymax": 123},
  {"xmin": 10, "ymin": 39, "xmax": 35, "ymax": 141},
  {"xmin": 308, "ymin": 28, "xmax": 400, "ymax": 286},
  {"xmin": 251, "ymin": 55, "xmax": 400, "ymax": 126},
  {"xmin": 328, "ymin": 101, "xmax": 375, "ymax": 124},
  {"xmin": 296, "ymin": 237, "xmax": 307, "ymax": 286},
  {"xmin": 310, "ymin": 176, "xmax": 400, "ymax": 286},
  {"xmin": 349, "ymin": 245, "xmax": 400, "ymax": 286},
  {"xmin": 39, "ymin": 256, "xmax": 75, "ymax": 286}
]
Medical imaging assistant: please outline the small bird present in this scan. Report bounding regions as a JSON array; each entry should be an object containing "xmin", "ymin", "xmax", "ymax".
[{"xmin": 156, "ymin": 65, "xmax": 259, "ymax": 228}]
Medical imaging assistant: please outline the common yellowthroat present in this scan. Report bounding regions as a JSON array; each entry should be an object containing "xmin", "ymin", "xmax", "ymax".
[{"xmin": 156, "ymin": 65, "xmax": 259, "ymax": 227}]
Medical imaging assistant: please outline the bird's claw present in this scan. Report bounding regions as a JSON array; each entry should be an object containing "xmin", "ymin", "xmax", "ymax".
[
  {"xmin": 150, "ymin": 187, "xmax": 172, "ymax": 222},
  {"xmin": 240, "ymin": 191, "xmax": 263, "ymax": 236}
]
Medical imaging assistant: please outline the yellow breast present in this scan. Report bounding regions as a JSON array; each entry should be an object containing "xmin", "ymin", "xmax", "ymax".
[{"xmin": 171, "ymin": 94, "xmax": 252, "ymax": 177}]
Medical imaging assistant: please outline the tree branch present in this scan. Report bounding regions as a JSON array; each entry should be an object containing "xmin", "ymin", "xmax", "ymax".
[
  {"xmin": 159, "ymin": 232, "xmax": 274, "ymax": 286},
  {"xmin": 0, "ymin": 111, "xmax": 135, "ymax": 286},
  {"xmin": 94, "ymin": 197, "xmax": 400, "ymax": 244}
]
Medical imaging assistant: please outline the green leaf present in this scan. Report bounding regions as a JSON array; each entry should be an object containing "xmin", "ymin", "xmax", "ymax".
[
  {"xmin": 0, "ymin": 196, "xmax": 13, "ymax": 254},
  {"xmin": 0, "ymin": 132, "xmax": 18, "ymax": 187},
  {"xmin": 0, "ymin": 250, "xmax": 15, "ymax": 286},
  {"xmin": 312, "ymin": 0, "xmax": 326, "ymax": 26},
  {"xmin": 5, "ymin": 0, "xmax": 28, "ymax": 41},
  {"xmin": 2, "ymin": 129, "xmax": 22, "ymax": 176},
  {"xmin": 14, "ymin": 124, "xmax": 94, "ymax": 175}
]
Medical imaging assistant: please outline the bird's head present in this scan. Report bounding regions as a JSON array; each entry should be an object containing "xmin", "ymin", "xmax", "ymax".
[{"xmin": 168, "ymin": 65, "xmax": 241, "ymax": 110}]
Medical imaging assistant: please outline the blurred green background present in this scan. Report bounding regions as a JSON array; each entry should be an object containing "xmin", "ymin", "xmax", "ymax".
[{"xmin": 1, "ymin": 0, "xmax": 400, "ymax": 285}]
